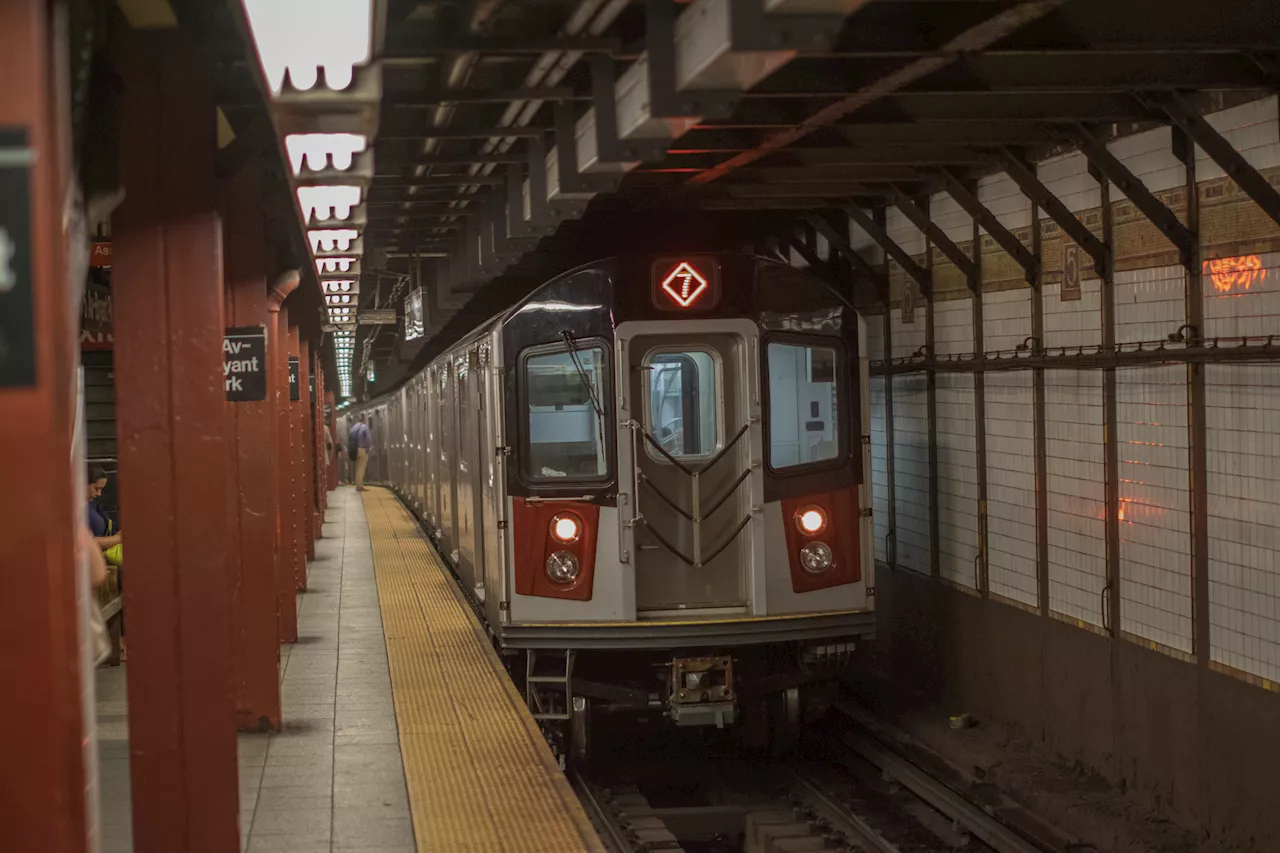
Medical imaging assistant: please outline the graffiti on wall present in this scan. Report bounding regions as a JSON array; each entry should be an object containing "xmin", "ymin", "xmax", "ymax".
[{"xmin": 1203, "ymin": 254, "xmax": 1266, "ymax": 293}]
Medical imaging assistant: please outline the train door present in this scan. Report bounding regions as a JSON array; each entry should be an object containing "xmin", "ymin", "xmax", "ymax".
[
  {"xmin": 619, "ymin": 322, "xmax": 760, "ymax": 614},
  {"xmin": 478, "ymin": 337, "xmax": 506, "ymax": 624},
  {"xmin": 456, "ymin": 351, "xmax": 479, "ymax": 589},
  {"xmin": 426, "ymin": 369, "xmax": 439, "ymax": 529},
  {"xmin": 438, "ymin": 361, "xmax": 458, "ymax": 557}
]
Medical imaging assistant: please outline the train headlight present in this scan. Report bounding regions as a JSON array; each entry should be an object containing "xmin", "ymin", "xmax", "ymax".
[
  {"xmin": 799, "ymin": 541, "xmax": 834, "ymax": 574},
  {"xmin": 549, "ymin": 513, "xmax": 582, "ymax": 544},
  {"xmin": 795, "ymin": 506, "xmax": 827, "ymax": 535},
  {"xmin": 546, "ymin": 551, "xmax": 580, "ymax": 584}
]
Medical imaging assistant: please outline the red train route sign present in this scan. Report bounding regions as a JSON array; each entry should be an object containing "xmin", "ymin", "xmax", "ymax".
[{"xmin": 660, "ymin": 260, "xmax": 710, "ymax": 308}]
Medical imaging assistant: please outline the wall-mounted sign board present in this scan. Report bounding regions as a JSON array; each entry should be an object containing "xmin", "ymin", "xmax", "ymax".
[
  {"xmin": 224, "ymin": 326, "xmax": 267, "ymax": 401},
  {"xmin": 288, "ymin": 356, "xmax": 300, "ymax": 401},
  {"xmin": 0, "ymin": 129, "xmax": 35, "ymax": 388}
]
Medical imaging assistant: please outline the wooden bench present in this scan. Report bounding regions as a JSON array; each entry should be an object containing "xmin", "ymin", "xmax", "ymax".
[{"xmin": 96, "ymin": 566, "xmax": 124, "ymax": 666}]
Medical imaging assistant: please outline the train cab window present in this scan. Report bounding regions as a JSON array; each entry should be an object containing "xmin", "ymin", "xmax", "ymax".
[
  {"xmin": 767, "ymin": 341, "xmax": 841, "ymax": 470},
  {"xmin": 523, "ymin": 346, "xmax": 609, "ymax": 481},
  {"xmin": 644, "ymin": 350, "xmax": 718, "ymax": 459}
]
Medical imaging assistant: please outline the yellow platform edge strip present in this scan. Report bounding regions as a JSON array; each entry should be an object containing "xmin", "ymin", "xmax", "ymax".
[{"xmin": 360, "ymin": 487, "xmax": 605, "ymax": 853}]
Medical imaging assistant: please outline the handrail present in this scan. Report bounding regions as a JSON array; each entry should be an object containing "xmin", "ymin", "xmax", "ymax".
[
  {"xmin": 701, "ymin": 468, "xmax": 752, "ymax": 521},
  {"xmin": 638, "ymin": 474, "xmax": 693, "ymax": 522},
  {"xmin": 638, "ymin": 519, "xmax": 695, "ymax": 566},
  {"xmin": 640, "ymin": 428, "xmax": 694, "ymax": 475},
  {"xmin": 698, "ymin": 515, "xmax": 753, "ymax": 567},
  {"xmin": 696, "ymin": 421, "xmax": 751, "ymax": 475}
]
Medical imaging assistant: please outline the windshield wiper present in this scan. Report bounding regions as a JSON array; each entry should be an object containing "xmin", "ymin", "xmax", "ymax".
[{"xmin": 561, "ymin": 329, "xmax": 606, "ymax": 449}]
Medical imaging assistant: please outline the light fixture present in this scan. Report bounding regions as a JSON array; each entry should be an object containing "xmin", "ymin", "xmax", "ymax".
[
  {"xmin": 550, "ymin": 513, "xmax": 582, "ymax": 544},
  {"xmin": 545, "ymin": 551, "xmax": 580, "ymax": 584},
  {"xmin": 795, "ymin": 506, "xmax": 827, "ymax": 535},
  {"xmin": 308, "ymin": 229, "xmax": 359, "ymax": 253},
  {"xmin": 297, "ymin": 186, "xmax": 361, "ymax": 222},
  {"xmin": 317, "ymin": 257, "xmax": 358, "ymax": 273},
  {"xmin": 241, "ymin": 0, "xmax": 373, "ymax": 95},
  {"xmin": 326, "ymin": 294, "xmax": 353, "ymax": 305},
  {"xmin": 799, "ymin": 541, "xmax": 833, "ymax": 574},
  {"xmin": 286, "ymin": 134, "xmax": 367, "ymax": 175},
  {"xmin": 324, "ymin": 280, "xmax": 355, "ymax": 293}
]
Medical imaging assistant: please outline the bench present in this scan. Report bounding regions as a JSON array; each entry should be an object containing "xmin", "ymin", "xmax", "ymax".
[{"xmin": 96, "ymin": 566, "xmax": 124, "ymax": 666}]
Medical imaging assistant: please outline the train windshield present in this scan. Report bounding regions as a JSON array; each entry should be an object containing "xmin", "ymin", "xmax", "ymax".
[
  {"xmin": 523, "ymin": 346, "xmax": 609, "ymax": 481},
  {"xmin": 767, "ymin": 340, "xmax": 841, "ymax": 469}
]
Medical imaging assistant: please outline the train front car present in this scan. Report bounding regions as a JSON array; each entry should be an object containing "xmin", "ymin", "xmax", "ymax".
[{"xmin": 498, "ymin": 253, "xmax": 874, "ymax": 758}]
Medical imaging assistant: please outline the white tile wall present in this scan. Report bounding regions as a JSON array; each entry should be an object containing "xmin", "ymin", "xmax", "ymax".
[
  {"xmin": 937, "ymin": 373, "xmax": 980, "ymax": 589},
  {"xmin": 890, "ymin": 308, "xmax": 927, "ymax": 360},
  {"xmin": 849, "ymin": 206, "xmax": 885, "ymax": 264},
  {"xmin": 929, "ymin": 191, "xmax": 974, "ymax": 247},
  {"xmin": 1206, "ymin": 365, "xmax": 1280, "ymax": 683},
  {"xmin": 1106, "ymin": 125, "xmax": 1186, "ymax": 199},
  {"xmin": 1042, "ymin": 277, "xmax": 1103, "ymax": 349},
  {"xmin": 1117, "ymin": 364, "xmax": 1193, "ymax": 653},
  {"xmin": 984, "ymin": 370, "xmax": 1038, "ymax": 607},
  {"xmin": 1197, "ymin": 95, "xmax": 1280, "ymax": 181},
  {"xmin": 977, "ymin": 171, "xmax": 1032, "ymax": 234},
  {"xmin": 1115, "ymin": 265, "xmax": 1187, "ymax": 344},
  {"xmin": 886, "ymin": 207, "xmax": 926, "ymax": 257},
  {"xmin": 983, "ymin": 287, "xmax": 1032, "ymax": 352},
  {"xmin": 1204, "ymin": 251, "xmax": 1280, "ymax": 339},
  {"xmin": 893, "ymin": 372, "xmax": 932, "ymax": 575},
  {"xmin": 1046, "ymin": 369, "xmax": 1107, "ymax": 626},
  {"xmin": 1037, "ymin": 150, "xmax": 1101, "ymax": 213},
  {"xmin": 934, "ymin": 298, "xmax": 974, "ymax": 357}
]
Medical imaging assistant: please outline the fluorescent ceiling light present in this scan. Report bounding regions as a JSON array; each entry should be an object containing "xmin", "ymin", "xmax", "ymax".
[
  {"xmin": 287, "ymin": 134, "xmax": 367, "ymax": 175},
  {"xmin": 323, "ymin": 280, "xmax": 356, "ymax": 293},
  {"xmin": 297, "ymin": 186, "xmax": 360, "ymax": 222},
  {"xmin": 308, "ymin": 229, "xmax": 359, "ymax": 253},
  {"xmin": 241, "ymin": 0, "xmax": 372, "ymax": 94},
  {"xmin": 317, "ymin": 257, "xmax": 358, "ymax": 273}
]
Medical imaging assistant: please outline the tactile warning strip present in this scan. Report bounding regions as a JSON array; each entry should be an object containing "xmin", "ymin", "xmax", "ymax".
[{"xmin": 360, "ymin": 487, "xmax": 605, "ymax": 853}]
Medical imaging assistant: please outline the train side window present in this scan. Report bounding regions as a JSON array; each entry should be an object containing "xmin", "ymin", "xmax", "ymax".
[
  {"xmin": 523, "ymin": 346, "xmax": 609, "ymax": 481},
  {"xmin": 767, "ymin": 340, "xmax": 841, "ymax": 470},
  {"xmin": 643, "ymin": 350, "xmax": 719, "ymax": 459}
]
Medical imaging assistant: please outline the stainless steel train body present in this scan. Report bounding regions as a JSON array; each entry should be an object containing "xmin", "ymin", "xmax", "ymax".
[{"xmin": 339, "ymin": 254, "xmax": 875, "ymax": 748}]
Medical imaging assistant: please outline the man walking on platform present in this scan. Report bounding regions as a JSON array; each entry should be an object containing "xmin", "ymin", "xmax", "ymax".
[{"xmin": 350, "ymin": 416, "xmax": 373, "ymax": 491}]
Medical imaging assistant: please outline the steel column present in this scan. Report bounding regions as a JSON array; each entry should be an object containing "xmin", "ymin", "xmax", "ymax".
[
  {"xmin": 222, "ymin": 165, "xmax": 282, "ymax": 732},
  {"xmin": 878, "ymin": 207, "xmax": 898, "ymax": 570},
  {"xmin": 0, "ymin": 3, "xmax": 89, "ymax": 850},
  {"xmin": 1030, "ymin": 210, "xmax": 1050, "ymax": 615},
  {"xmin": 971, "ymin": 200, "xmax": 990, "ymax": 595},
  {"xmin": 1178, "ymin": 129, "xmax": 1211, "ymax": 667},
  {"xmin": 269, "ymin": 299, "xmax": 299, "ymax": 643},
  {"xmin": 1099, "ymin": 179, "xmax": 1121, "ymax": 637},
  {"xmin": 112, "ymin": 28, "xmax": 239, "ymax": 852},
  {"xmin": 923, "ymin": 195, "xmax": 941, "ymax": 580},
  {"xmin": 299, "ymin": 335, "xmax": 316, "ymax": 562},
  {"xmin": 287, "ymin": 313, "xmax": 307, "ymax": 590}
]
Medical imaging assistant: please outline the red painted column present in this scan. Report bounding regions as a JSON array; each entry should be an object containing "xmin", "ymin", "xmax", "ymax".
[
  {"xmin": 286, "ymin": 311, "xmax": 307, "ymax": 591},
  {"xmin": 267, "ymin": 290, "xmax": 298, "ymax": 644},
  {"xmin": 0, "ymin": 4, "xmax": 90, "ymax": 851},
  {"xmin": 299, "ymin": 335, "xmax": 317, "ymax": 560},
  {"xmin": 223, "ymin": 166, "xmax": 281, "ymax": 731},
  {"xmin": 112, "ymin": 29, "xmax": 239, "ymax": 853}
]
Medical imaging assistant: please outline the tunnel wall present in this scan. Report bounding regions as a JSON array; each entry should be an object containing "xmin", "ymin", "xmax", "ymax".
[{"xmin": 858, "ymin": 96, "xmax": 1280, "ymax": 852}]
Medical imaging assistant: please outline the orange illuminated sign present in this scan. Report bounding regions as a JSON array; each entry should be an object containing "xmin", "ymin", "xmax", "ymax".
[
  {"xmin": 1203, "ymin": 254, "xmax": 1266, "ymax": 293},
  {"xmin": 660, "ymin": 261, "xmax": 710, "ymax": 308}
]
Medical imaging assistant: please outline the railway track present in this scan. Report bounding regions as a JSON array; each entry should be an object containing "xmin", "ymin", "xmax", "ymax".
[{"xmin": 571, "ymin": 707, "xmax": 1080, "ymax": 853}]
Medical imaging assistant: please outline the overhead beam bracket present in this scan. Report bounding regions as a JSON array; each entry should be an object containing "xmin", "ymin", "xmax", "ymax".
[
  {"xmin": 844, "ymin": 204, "xmax": 933, "ymax": 301},
  {"xmin": 889, "ymin": 183, "xmax": 978, "ymax": 289},
  {"xmin": 1150, "ymin": 91, "xmax": 1280, "ymax": 231},
  {"xmin": 938, "ymin": 167, "xmax": 1038, "ymax": 283},
  {"xmin": 995, "ymin": 146, "xmax": 1111, "ymax": 280},
  {"xmin": 805, "ymin": 212, "xmax": 889, "ymax": 305}
]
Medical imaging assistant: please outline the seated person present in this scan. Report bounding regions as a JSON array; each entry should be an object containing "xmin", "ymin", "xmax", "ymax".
[{"xmin": 87, "ymin": 464, "xmax": 122, "ymax": 565}]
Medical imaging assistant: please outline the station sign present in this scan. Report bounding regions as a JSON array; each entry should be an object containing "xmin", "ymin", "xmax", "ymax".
[
  {"xmin": 651, "ymin": 256, "xmax": 720, "ymax": 312},
  {"xmin": 81, "ymin": 281, "xmax": 115, "ymax": 350},
  {"xmin": 288, "ymin": 356, "xmax": 300, "ymax": 401},
  {"xmin": 309, "ymin": 374, "xmax": 316, "ymax": 404},
  {"xmin": 224, "ymin": 326, "xmax": 267, "ymax": 402},
  {"xmin": 90, "ymin": 242, "xmax": 112, "ymax": 267},
  {"xmin": 0, "ymin": 128, "xmax": 35, "ymax": 387},
  {"xmin": 359, "ymin": 308, "xmax": 396, "ymax": 325}
]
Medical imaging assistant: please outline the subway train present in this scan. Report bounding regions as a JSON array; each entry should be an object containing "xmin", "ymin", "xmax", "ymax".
[{"xmin": 338, "ymin": 253, "xmax": 874, "ymax": 759}]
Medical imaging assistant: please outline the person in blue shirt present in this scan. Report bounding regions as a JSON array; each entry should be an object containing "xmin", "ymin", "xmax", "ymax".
[
  {"xmin": 349, "ymin": 417, "xmax": 373, "ymax": 491},
  {"xmin": 87, "ymin": 464, "xmax": 121, "ymax": 554}
]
